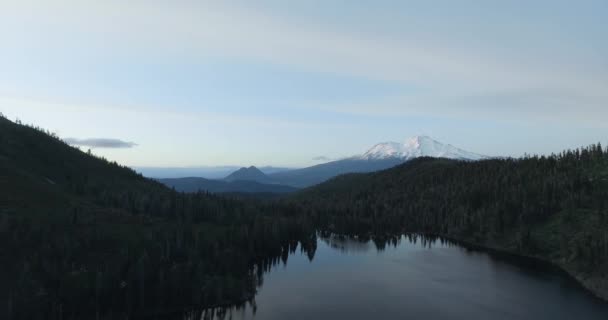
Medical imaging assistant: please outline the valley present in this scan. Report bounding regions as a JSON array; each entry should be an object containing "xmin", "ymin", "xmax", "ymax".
[{"xmin": 1, "ymin": 115, "xmax": 607, "ymax": 319}]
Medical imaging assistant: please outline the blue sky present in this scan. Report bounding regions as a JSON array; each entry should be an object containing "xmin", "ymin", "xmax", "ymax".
[{"xmin": 1, "ymin": 0, "xmax": 606, "ymax": 167}]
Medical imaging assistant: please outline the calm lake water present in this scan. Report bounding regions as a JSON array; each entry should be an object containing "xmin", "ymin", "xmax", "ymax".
[{"xmin": 189, "ymin": 235, "xmax": 608, "ymax": 320}]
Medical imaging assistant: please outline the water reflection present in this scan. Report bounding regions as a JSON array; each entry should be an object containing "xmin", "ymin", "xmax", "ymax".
[{"xmin": 177, "ymin": 234, "xmax": 608, "ymax": 320}]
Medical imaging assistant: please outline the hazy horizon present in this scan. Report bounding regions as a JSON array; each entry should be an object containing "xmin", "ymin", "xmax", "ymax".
[{"xmin": 2, "ymin": 0, "xmax": 606, "ymax": 167}]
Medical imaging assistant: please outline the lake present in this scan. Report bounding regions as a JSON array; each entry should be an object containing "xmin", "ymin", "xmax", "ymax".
[{"xmin": 183, "ymin": 235, "xmax": 608, "ymax": 320}]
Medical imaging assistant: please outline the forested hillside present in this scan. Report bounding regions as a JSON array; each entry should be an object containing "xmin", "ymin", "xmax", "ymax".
[
  {"xmin": 2, "ymin": 113, "xmax": 607, "ymax": 319},
  {"xmin": 0, "ymin": 115, "xmax": 316, "ymax": 320},
  {"xmin": 290, "ymin": 150, "xmax": 608, "ymax": 299}
]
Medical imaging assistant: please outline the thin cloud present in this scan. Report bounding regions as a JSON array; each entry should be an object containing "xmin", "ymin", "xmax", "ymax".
[
  {"xmin": 3, "ymin": 1, "xmax": 606, "ymax": 123},
  {"xmin": 5, "ymin": 1, "xmax": 605, "ymax": 97},
  {"xmin": 64, "ymin": 138, "xmax": 137, "ymax": 149},
  {"xmin": 309, "ymin": 88, "xmax": 608, "ymax": 128},
  {"xmin": 312, "ymin": 156, "xmax": 333, "ymax": 162}
]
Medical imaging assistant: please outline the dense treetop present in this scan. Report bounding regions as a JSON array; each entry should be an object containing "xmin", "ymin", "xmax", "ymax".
[{"xmin": 1, "ymin": 113, "xmax": 607, "ymax": 319}]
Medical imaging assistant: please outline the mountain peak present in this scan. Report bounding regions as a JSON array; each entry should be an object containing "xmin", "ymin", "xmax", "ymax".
[
  {"xmin": 224, "ymin": 166, "xmax": 272, "ymax": 183},
  {"xmin": 404, "ymin": 135, "xmax": 433, "ymax": 149},
  {"xmin": 357, "ymin": 136, "xmax": 485, "ymax": 161}
]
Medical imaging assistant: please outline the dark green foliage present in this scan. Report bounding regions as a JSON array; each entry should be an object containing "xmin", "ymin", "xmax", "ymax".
[
  {"xmin": 290, "ymin": 149, "xmax": 608, "ymax": 279},
  {"xmin": 2, "ymin": 112, "xmax": 607, "ymax": 318},
  {"xmin": 0, "ymin": 115, "xmax": 315, "ymax": 319},
  {"xmin": 157, "ymin": 177, "xmax": 299, "ymax": 194}
]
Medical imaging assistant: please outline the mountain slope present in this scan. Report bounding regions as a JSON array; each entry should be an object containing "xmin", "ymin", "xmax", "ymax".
[
  {"xmin": 0, "ymin": 115, "xmax": 315, "ymax": 319},
  {"xmin": 0, "ymin": 116, "xmax": 170, "ymax": 207},
  {"xmin": 158, "ymin": 177, "xmax": 298, "ymax": 193},
  {"xmin": 270, "ymin": 136, "xmax": 484, "ymax": 188},
  {"xmin": 225, "ymin": 166, "xmax": 272, "ymax": 183},
  {"xmin": 270, "ymin": 158, "xmax": 404, "ymax": 188}
]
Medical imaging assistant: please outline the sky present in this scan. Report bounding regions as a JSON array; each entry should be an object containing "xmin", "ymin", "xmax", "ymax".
[{"xmin": 1, "ymin": 0, "xmax": 607, "ymax": 167}]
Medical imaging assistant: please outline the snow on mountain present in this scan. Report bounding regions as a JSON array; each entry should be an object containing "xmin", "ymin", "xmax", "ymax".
[{"xmin": 355, "ymin": 136, "xmax": 486, "ymax": 161}]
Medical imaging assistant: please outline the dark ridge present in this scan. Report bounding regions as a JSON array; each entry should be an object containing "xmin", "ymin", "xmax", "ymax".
[
  {"xmin": 224, "ymin": 166, "xmax": 272, "ymax": 183},
  {"xmin": 157, "ymin": 177, "xmax": 298, "ymax": 194}
]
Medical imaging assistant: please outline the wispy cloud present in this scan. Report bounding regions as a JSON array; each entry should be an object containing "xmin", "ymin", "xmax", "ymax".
[
  {"xmin": 4, "ymin": 1, "xmax": 605, "ymax": 96},
  {"xmin": 1, "ymin": 1, "xmax": 606, "ymax": 166},
  {"xmin": 312, "ymin": 156, "xmax": 333, "ymax": 162},
  {"xmin": 4, "ymin": 1, "xmax": 605, "ymax": 123},
  {"xmin": 309, "ymin": 88, "xmax": 608, "ymax": 128},
  {"xmin": 64, "ymin": 138, "xmax": 137, "ymax": 149}
]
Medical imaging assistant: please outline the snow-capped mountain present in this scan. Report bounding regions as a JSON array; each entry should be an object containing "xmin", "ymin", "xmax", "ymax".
[
  {"xmin": 355, "ymin": 136, "xmax": 486, "ymax": 161},
  {"xmin": 269, "ymin": 136, "xmax": 487, "ymax": 187}
]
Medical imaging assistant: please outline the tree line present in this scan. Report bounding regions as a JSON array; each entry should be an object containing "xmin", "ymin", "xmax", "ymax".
[
  {"xmin": 2, "ymin": 113, "xmax": 607, "ymax": 319},
  {"xmin": 289, "ymin": 145, "xmax": 608, "ymax": 285}
]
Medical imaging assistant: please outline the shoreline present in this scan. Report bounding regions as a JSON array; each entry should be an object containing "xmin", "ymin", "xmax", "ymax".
[
  {"xmin": 138, "ymin": 232, "xmax": 607, "ymax": 319},
  {"xmin": 323, "ymin": 230, "xmax": 608, "ymax": 303},
  {"xmin": 559, "ymin": 267, "xmax": 608, "ymax": 302},
  {"xmin": 437, "ymin": 234, "xmax": 608, "ymax": 303}
]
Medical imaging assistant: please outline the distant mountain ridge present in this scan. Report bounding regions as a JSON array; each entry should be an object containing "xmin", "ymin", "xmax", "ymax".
[
  {"xmin": 269, "ymin": 136, "xmax": 486, "ymax": 188},
  {"xmin": 156, "ymin": 166, "xmax": 299, "ymax": 195},
  {"xmin": 147, "ymin": 136, "xmax": 486, "ymax": 190},
  {"xmin": 224, "ymin": 166, "xmax": 272, "ymax": 183},
  {"xmin": 135, "ymin": 166, "xmax": 291, "ymax": 179},
  {"xmin": 157, "ymin": 177, "xmax": 298, "ymax": 194}
]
